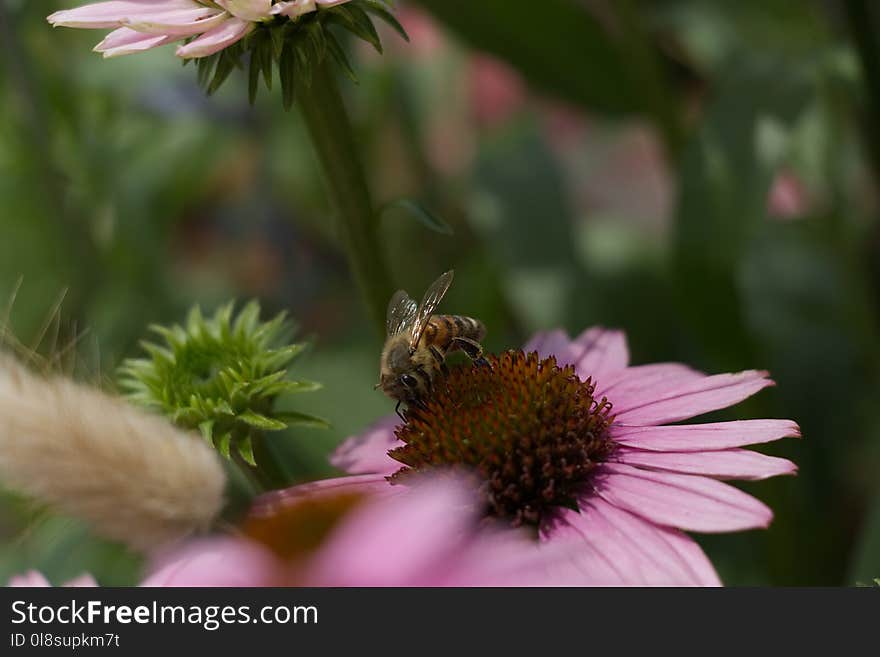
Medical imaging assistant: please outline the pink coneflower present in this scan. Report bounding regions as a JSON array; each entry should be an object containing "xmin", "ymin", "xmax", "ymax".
[
  {"xmin": 318, "ymin": 327, "xmax": 800, "ymax": 585},
  {"xmin": 136, "ymin": 476, "xmax": 554, "ymax": 586},
  {"xmin": 47, "ymin": 0, "xmax": 351, "ymax": 59}
]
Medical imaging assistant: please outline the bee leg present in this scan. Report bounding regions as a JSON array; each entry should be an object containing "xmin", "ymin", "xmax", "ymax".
[
  {"xmin": 395, "ymin": 400, "xmax": 407, "ymax": 422},
  {"xmin": 452, "ymin": 336, "xmax": 491, "ymax": 368},
  {"xmin": 430, "ymin": 346, "xmax": 449, "ymax": 377}
]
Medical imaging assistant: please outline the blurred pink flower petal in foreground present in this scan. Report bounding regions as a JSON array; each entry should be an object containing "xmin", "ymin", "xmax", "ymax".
[
  {"xmin": 47, "ymin": 0, "xmax": 352, "ymax": 59},
  {"xmin": 10, "ymin": 476, "xmax": 556, "ymax": 587},
  {"xmin": 321, "ymin": 327, "xmax": 801, "ymax": 586},
  {"xmin": 8, "ymin": 571, "xmax": 97, "ymax": 587},
  {"xmin": 144, "ymin": 476, "xmax": 561, "ymax": 586}
]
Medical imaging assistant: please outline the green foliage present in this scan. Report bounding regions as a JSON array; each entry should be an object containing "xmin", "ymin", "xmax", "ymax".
[
  {"xmin": 118, "ymin": 302, "xmax": 326, "ymax": 466},
  {"xmin": 192, "ymin": 0, "xmax": 408, "ymax": 106}
]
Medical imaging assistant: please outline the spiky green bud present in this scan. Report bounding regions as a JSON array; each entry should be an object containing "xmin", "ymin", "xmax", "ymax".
[{"xmin": 118, "ymin": 301, "xmax": 326, "ymax": 466}]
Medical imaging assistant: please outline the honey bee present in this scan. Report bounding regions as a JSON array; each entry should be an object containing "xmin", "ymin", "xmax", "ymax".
[{"xmin": 378, "ymin": 270, "xmax": 487, "ymax": 418}]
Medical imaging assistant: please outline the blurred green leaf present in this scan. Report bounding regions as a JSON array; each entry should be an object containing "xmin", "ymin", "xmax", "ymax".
[{"xmin": 414, "ymin": 0, "xmax": 668, "ymax": 119}]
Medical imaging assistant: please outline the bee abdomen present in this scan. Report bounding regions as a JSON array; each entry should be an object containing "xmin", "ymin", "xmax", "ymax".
[{"xmin": 426, "ymin": 315, "xmax": 486, "ymax": 349}]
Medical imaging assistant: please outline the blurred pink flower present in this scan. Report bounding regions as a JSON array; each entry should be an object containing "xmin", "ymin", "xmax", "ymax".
[
  {"xmin": 767, "ymin": 170, "xmax": 811, "ymax": 220},
  {"xmin": 469, "ymin": 55, "xmax": 527, "ymax": 127},
  {"xmin": 142, "ymin": 475, "xmax": 557, "ymax": 586},
  {"xmin": 8, "ymin": 571, "xmax": 97, "ymax": 587},
  {"xmin": 323, "ymin": 327, "xmax": 801, "ymax": 586},
  {"xmin": 46, "ymin": 0, "xmax": 351, "ymax": 59}
]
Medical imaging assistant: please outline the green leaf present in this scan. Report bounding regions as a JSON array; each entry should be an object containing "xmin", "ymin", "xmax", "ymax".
[
  {"xmin": 361, "ymin": 1, "xmax": 409, "ymax": 42},
  {"xmin": 238, "ymin": 411, "xmax": 288, "ymax": 431},
  {"xmin": 275, "ymin": 411, "xmax": 331, "ymax": 429},
  {"xmin": 280, "ymin": 41, "xmax": 297, "ymax": 109},
  {"xmin": 327, "ymin": 4, "xmax": 383, "ymax": 53},
  {"xmin": 217, "ymin": 432, "xmax": 232, "ymax": 459},
  {"xmin": 325, "ymin": 32, "xmax": 358, "ymax": 83},
  {"xmin": 237, "ymin": 436, "xmax": 257, "ymax": 467},
  {"xmin": 198, "ymin": 420, "xmax": 215, "ymax": 443},
  {"xmin": 380, "ymin": 198, "xmax": 454, "ymax": 236}
]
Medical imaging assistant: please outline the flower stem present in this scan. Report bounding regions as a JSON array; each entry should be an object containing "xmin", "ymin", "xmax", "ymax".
[{"xmin": 296, "ymin": 59, "xmax": 393, "ymax": 335}]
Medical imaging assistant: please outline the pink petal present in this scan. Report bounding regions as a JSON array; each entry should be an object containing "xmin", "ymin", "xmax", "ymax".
[
  {"xmin": 94, "ymin": 27, "xmax": 178, "ymax": 57},
  {"xmin": 523, "ymin": 329, "xmax": 574, "ymax": 361},
  {"xmin": 62, "ymin": 574, "xmax": 99, "ymax": 587},
  {"xmin": 7, "ymin": 570, "xmax": 51, "ymax": 587},
  {"xmin": 571, "ymin": 327, "xmax": 629, "ymax": 379},
  {"xmin": 47, "ymin": 0, "xmax": 199, "ymax": 29},
  {"xmin": 250, "ymin": 473, "xmax": 389, "ymax": 517},
  {"xmin": 329, "ymin": 415, "xmax": 400, "ymax": 476},
  {"xmin": 174, "ymin": 16, "xmax": 253, "ymax": 58},
  {"xmin": 533, "ymin": 518, "xmax": 633, "ymax": 585},
  {"xmin": 555, "ymin": 499, "xmax": 721, "ymax": 585},
  {"xmin": 596, "ymin": 362, "xmax": 705, "ymax": 399},
  {"xmin": 611, "ymin": 419, "xmax": 801, "ymax": 451},
  {"xmin": 614, "ymin": 370, "xmax": 775, "ymax": 425},
  {"xmin": 598, "ymin": 462, "xmax": 773, "ymax": 532},
  {"xmin": 303, "ymin": 479, "xmax": 468, "ymax": 586},
  {"xmin": 615, "ymin": 447, "xmax": 798, "ymax": 480},
  {"xmin": 122, "ymin": 7, "xmax": 228, "ymax": 36},
  {"xmin": 141, "ymin": 537, "xmax": 278, "ymax": 587}
]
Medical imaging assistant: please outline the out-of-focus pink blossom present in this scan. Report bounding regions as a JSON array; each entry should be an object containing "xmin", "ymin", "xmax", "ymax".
[
  {"xmin": 142, "ymin": 475, "xmax": 558, "ymax": 586},
  {"xmin": 767, "ymin": 170, "xmax": 811, "ymax": 220},
  {"xmin": 8, "ymin": 571, "xmax": 98, "ymax": 587},
  {"xmin": 469, "ymin": 55, "xmax": 527, "ymax": 127}
]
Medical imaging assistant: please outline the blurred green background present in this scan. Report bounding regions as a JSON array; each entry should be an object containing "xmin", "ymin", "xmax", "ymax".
[{"xmin": 1, "ymin": 0, "xmax": 879, "ymax": 585}]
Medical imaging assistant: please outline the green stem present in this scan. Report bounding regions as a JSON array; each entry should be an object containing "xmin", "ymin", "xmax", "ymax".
[{"xmin": 296, "ymin": 59, "xmax": 393, "ymax": 335}]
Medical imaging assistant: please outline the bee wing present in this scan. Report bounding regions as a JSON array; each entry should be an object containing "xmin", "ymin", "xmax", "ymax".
[
  {"xmin": 409, "ymin": 270, "xmax": 454, "ymax": 351},
  {"xmin": 386, "ymin": 289, "xmax": 418, "ymax": 337}
]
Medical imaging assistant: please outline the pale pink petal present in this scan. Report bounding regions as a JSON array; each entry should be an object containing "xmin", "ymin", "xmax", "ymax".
[
  {"xmin": 533, "ymin": 518, "xmax": 633, "ymax": 585},
  {"xmin": 615, "ymin": 447, "xmax": 798, "ymax": 480},
  {"xmin": 174, "ymin": 16, "xmax": 253, "ymax": 58},
  {"xmin": 142, "ymin": 537, "xmax": 278, "ymax": 587},
  {"xmin": 94, "ymin": 27, "xmax": 178, "ymax": 57},
  {"xmin": 523, "ymin": 329, "xmax": 573, "ymax": 361},
  {"xmin": 549, "ymin": 500, "xmax": 719, "ymax": 585},
  {"xmin": 614, "ymin": 370, "xmax": 775, "ymax": 425},
  {"xmin": 62, "ymin": 574, "xmax": 99, "ymax": 587},
  {"xmin": 217, "ymin": 0, "xmax": 271, "ymax": 22},
  {"xmin": 304, "ymin": 478, "xmax": 468, "ymax": 586},
  {"xmin": 7, "ymin": 570, "xmax": 51, "ymax": 587},
  {"xmin": 122, "ymin": 7, "xmax": 228, "ymax": 36},
  {"xmin": 596, "ymin": 362, "xmax": 705, "ymax": 399},
  {"xmin": 611, "ymin": 419, "xmax": 801, "ymax": 451},
  {"xmin": 47, "ymin": 0, "xmax": 197, "ymax": 28},
  {"xmin": 571, "ymin": 327, "xmax": 629, "ymax": 379},
  {"xmin": 330, "ymin": 415, "xmax": 400, "ymax": 476},
  {"xmin": 598, "ymin": 462, "xmax": 773, "ymax": 532},
  {"xmin": 251, "ymin": 473, "xmax": 389, "ymax": 517}
]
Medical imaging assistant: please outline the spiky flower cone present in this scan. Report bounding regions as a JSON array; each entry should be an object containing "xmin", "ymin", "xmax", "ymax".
[
  {"xmin": 0, "ymin": 355, "xmax": 225, "ymax": 552},
  {"xmin": 118, "ymin": 301, "xmax": 325, "ymax": 467}
]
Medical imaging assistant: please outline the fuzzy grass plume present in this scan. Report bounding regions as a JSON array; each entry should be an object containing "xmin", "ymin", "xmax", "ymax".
[
  {"xmin": 118, "ymin": 301, "xmax": 325, "ymax": 467},
  {"xmin": 0, "ymin": 355, "xmax": 225, "ymax": 553}
]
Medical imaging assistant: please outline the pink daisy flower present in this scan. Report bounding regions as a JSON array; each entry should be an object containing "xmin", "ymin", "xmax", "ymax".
[
  {"xmin": 316, "ymin": 327, "xmax": 800, "ymax": 586},
  {"xmin": 46, "ymin": 0, "xmax": 351, "ymax": 59}
]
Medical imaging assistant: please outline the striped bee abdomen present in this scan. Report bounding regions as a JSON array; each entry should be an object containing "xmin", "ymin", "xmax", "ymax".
[{"xmin": 422, "ymin": 315, "xmax": 486, "ymax": 352}]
